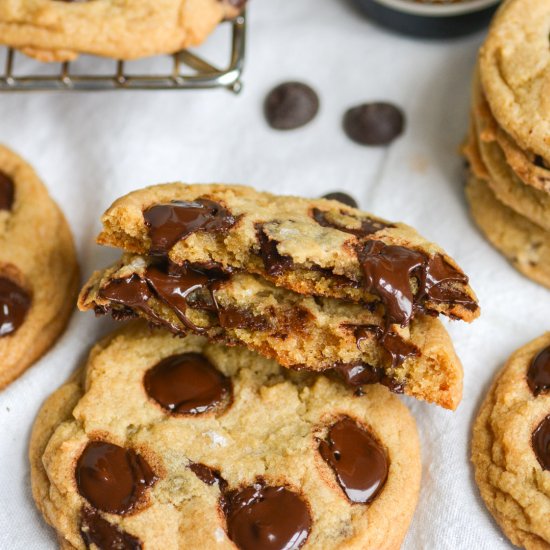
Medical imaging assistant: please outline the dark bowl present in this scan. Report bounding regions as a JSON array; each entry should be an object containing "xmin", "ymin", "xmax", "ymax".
[{"xmin": 353, "ymin": 0, "xmax": 500, "ymax": 39}]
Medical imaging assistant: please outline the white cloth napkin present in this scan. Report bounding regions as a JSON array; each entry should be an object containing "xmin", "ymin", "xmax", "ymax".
[{"xmin": 0, "ymin": 1, "xmax": 537, "ymax": 548}]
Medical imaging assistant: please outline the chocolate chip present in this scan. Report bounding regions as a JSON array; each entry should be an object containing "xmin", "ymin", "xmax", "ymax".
[
  {"xmin": 80, "ymin": 507, "xmax": 142, "ymax": 550},
  {"xmin": 0, "ymin": 171, "xmax": 14, "ymax": 211},
  {"xmin": 189, "ymin": 463, "xmax": 228, "ymax": 491},
  {"xmin": 343, "ymin": 102, "xmax": 405, "ymax": 146},
  {"xmin": 356, "ymin": 325, "xmax": 419, "ymax": 368},
  {"xmin": 527, "ymin": 345, "xmax": 550, "ymax": 396},
  {"xmin": 256, "ymin": 228, "xmax": 294, "ymax": 276},
  {"xmin": 143, "ymin": 199, "xmax": 236, "ymax": 256},
  {"xmin": 358, "ymin": 241, "xmax": 474, "ymax": 327},
  {"xmin": 144, "ymin": 353, "xmax": 231, "ymax": 415},
  {"xmin": 312, "ymin": 208, "xmax": 389, "ymax": 238},
  {"xmin": 332, "ymin": 362, "xmax": 404, "ymax": 393},
  {"xmin": 264, "ymin": 82, "xmax": 319, "ymax": 131},
  {"xmin": 318, "ymin": 418, "xmax": 388, "ymax": 503},
  {"xmin": 221, "ymin": 482, "xmax": 311, "ymax": 550},
  {"xmin": 0, "ymin": 276, "xmax": 31, "ymax": 337},
  {"xmin": 75, "ymin": 441, "xmax": 157, "ymax": 515},
  {"xmin": 532, "ymin": 415, "xmax": 550, "ymax": 471},
  {"xmin": 321, "ymin": 192, "xmax": 358, "ymax": 209}
]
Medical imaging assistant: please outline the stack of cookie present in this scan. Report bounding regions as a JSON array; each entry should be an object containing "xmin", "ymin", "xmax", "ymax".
[
  {"xmin": 32, "ymin": 183, "xmax": 480, "ymax": 549},
  {"xmin": 463, "ymin": 0, "xmax": 550, "ymax": 289}
]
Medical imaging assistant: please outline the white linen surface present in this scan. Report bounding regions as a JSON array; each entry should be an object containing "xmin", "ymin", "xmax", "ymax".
[{"xmin": 0, "ymin": 1, "xmax": 540, "ymax": 548}]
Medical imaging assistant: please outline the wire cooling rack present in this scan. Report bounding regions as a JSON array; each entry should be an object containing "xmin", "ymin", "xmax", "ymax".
[{"xmin": 0, "ymin": 12, "xmax": 246, "ymax": 93}]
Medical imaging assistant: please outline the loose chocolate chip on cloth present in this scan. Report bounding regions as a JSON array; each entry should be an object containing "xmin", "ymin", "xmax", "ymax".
[
  {"xmin": 472, "ymin": 333, "xmax": 550, "ymax": 549},
  {"xmin": 343, "ymin": 102, "xmax": 405, "ymax": 146},
  {"xmin": 264, "ymin": 82, "xmax": 320, "ymax": 130},
  {"xmin": 30, "ymin": 322, "xmax": 421, "ymax": 549},
  {"xmin": 0, "ymin": 145, "xmax": 79, "ymax": 388}
]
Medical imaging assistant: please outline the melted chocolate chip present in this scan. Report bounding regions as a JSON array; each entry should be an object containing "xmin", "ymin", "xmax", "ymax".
[
  {"xmin": 321, "ymin": 192, "xmax": 358, "ymax": 208},
  {"xmin": 144, "ymin": 264, "xmax": 225, "ymax": 333},
  {"xmin": 98, "ymin": 263, "xmax": 267, "ymax": 335},
  {"xmin": 80, "ymin": 507, "xmax": 142, "ymax": 550},
  {"xmin": 318, "ymin": 418, "xmax": 388, "ymax": 503},
  {"xmin": 0, "ymin": 171, "xmax": 14, "ymax": 211},
  {"xmin": 75, "ymin": 441, "xmax": 157, "ymax": 515},
  {"xmin": 264, "ymin": 82, "xmax": 319, "ymax": 131},
  {"xmin": 0, "ymin": 277, "xmax": 31, "ymax": 337},
  {"xmin": 527, "ymin": 346, "xmax": 550, "ymax": 397},
  {"xmin": 333, "ymin": 362, "xmax": 404, "ymax": 394},
  {"xmin": 189, "ymin": 463, "xmax": 228, "ymax": 491},
  {"xmin": 257, "ymin": 229, "xmax": 293, "ymax": 276},
  {"xmin": 532, "ymin": 415, "xmax": 550, "ymax": 471},
  {"xmin": 312, "ymin": 208, "xmax": 389, "ymax": 238},
  {"xmin": 144, "ymin": 353, "xmax": 231, "ymax": 415},
  {"xmin": 143, "ymin": 199, "xmax": 236, "ymax": 256},
  {"xmin": 359, "ymin": 241, "xmax": 474, "ymax": 326},
  {"xmin": 221, "ymin": 482, "xmax": 311, "ymax": 550},
  {"xmin": 356, "ymin": 325, "xmax": 419, "ymax": 368},
  {"xmin": 343, "ymin": 102, "xmax": 405, "ymax": 146}
]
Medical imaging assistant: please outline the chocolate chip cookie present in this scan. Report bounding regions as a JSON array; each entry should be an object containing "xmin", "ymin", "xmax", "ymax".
[
  {"xmin": 479, "ymin": 0, "xmax": 550, "ymax": 162},
  {"xmin": 78, "ymin": 253, "xmax": 463, "ymax": 409},
  {"xmin": 95, "ymin": 183, "xmax": 479, "ymax": 327},
  {"xmin": 0, "ymin": 0, "xmax": 246, "ymax": 62},
  {"xmin": 31, "ymin": 321, "xmax": 421, "ymax": 549},
  {"xmin": 0, "ymin": 145, "xmax": 79, "ymax": 388},
  {"xmin": 472, "ymin": 333, "xmax": 550, "ymax": 549}
]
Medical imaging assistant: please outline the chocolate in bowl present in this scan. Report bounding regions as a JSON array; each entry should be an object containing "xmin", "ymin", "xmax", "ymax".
[{"xmin": 353, "ymin": 0, "xmax": 500, "ymax": 38}]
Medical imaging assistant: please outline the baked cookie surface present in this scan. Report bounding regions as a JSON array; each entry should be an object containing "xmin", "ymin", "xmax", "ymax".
[
  {"xmin": 31, "ymin": 322, "xmax": 421, "ymax": 550},
  {"xmin": 466, "ymin": 173, "xmax": 550, "ymax": 290},
  {"xmin": 472, "ymin": 333, "xmax": 550, "ymax": 550},
  {"xmin": 0, "ymin": 145, "xmax": 79, "ymax": 388},
  {"xmin": 95, "ymin": 183, "xmax": 479, "ymax": 327},
  {"xmin": 0, "ymin": 0, "xmax": 245, "ymax": 62},
  {"xmin": 479, "ymin": 0, "xmax": 550, "ymax": 161}
]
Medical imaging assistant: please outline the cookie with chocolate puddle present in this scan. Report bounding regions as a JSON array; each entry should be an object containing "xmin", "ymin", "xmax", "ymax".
[
  {"xmin": 30, "ymin": 322, "xmax": 421, "ymax": 550},
  {"xmin": 96, "ymin": 183, "xmax": 479, "ymax": 326}
]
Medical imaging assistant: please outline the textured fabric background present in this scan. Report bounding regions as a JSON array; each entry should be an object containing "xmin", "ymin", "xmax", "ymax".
[{"xmin": 0, "ymin": 1, "xmax": 533, "ymax": 548}]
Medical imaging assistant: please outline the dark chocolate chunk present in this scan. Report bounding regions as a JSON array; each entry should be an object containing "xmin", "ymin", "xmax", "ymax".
[
  {"xmin": 343, "ymin": 102, "xmax": 404, "ymax": 146},
  {"xmin": 318, "ymin": 418, "xmax": 388, "ymax": 504},
  {"xmin": 189, "ymin": 463, "xmax": 228, "ymax": 491},
  {"xmin": 221, "ymin": 482, "xmax": 311, "ymax": 550},
  {"xmin": 143, "ymin": 199, "xmax": 236, "ymax": 256},
  {"xmin": 321, "ymin": 192, "xmax": 358, "ymax": 209},
  {"xmin": 80, "ymin": 507, "xmax": 142, "ymax": 550},
  {"xmin": 0, "ymin": 276, "xmax": 31, "ymax": 337},
  {"xmin": 0, "ymin": 171, "xmax": 14, "ymax": 211},
  {"xmin": 144, "ymin": 353, "xmax": 231, "ymax": 415},
  {"xmin": 532, "ymin": 415, "xmax": 550, "ymax": 471},
  {"xmin": 333, "ymin": 362, "xmax": 404, "ymax": 394},
  {"xmin": 356, "ymin": 325, "xmax": 419, "ymax": 368},
  {"xmin": 358, "ymin": 241, "xmax": 474, "ymax": 326},
  {"xmin": 257, "ymin": 228, "xmax": 294, "ymax": 276},
  {"xmin": 264, "ymin": 82, "xmax": 319, "ymax": 131},
  {"xmin": 75, "ymin": 441, "xmax": 157, "ymax": 515},
  {"xmin": 312, "ymin": 208, "xmax": 389, "ymax": 238},
  {"xmin": 527, "ymin": 345, "xmax": 550, "ymax": 397}
]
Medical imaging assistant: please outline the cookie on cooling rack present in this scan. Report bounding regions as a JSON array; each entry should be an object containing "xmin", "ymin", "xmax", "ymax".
[
  {"xmin": 0, "ymin": 0, "xmax": 246, "ymax": 62},
  {"xmin": 0, "ymin": 145, "xmax": 79, "ymax": 388},
  {"xmin": 31, "ymin": 321, "xmax": 421, "ymax": 550},
  {"xmin": 472, "ymin": 334, "xmax": 550, "ymax": 549}
]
